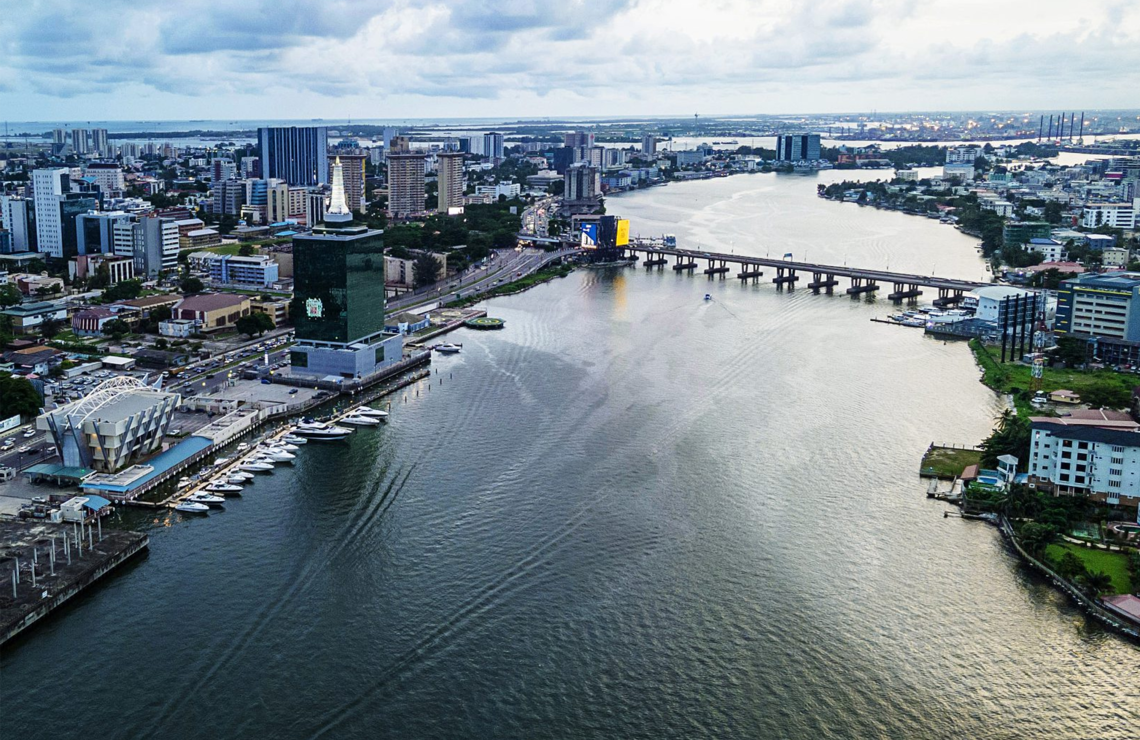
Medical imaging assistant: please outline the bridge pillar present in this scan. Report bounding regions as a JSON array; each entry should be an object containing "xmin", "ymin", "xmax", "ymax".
[{"xmin": 826, "ymin": 274, "xmax": 835, "ymax": 294}]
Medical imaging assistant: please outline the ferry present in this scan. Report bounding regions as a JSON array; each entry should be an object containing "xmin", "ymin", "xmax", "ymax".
[{"xmin": 175, "ymin": 501, "xmax": 210, "ymax": 514}]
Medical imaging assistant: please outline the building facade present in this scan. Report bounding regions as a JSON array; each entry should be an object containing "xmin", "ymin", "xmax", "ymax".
[
  {"xmin": 1028, "ymin": 422, "xmax": 1140, "ymax": 510},
  {"xmin": 32, "ymin": 168, "xmax": 71, "ymax": 258},
  {"xmin": 205, "ymin": 254, "xmax": 280, "ymax": 288},
  {"xmin": 258, "ymin": 126, "xmax": 330, "ymax": 186},
  {"xmin": 387, "ymin": 153, "xmax": 427, "ymax": 219},
  {"xmin": 436, "ymin": 152, "xmax": 466, "ymax": 214},
  {"xmin": 776, "ymin": 134, "xmax": 822, "ymax": 162},
  {"xmin": 1055, "ymin": 272, "xmax": 1140, "ymax": 342},
  {"xmin": 0, "ymin": 196, "xmax": 32, "ymax": 252}
]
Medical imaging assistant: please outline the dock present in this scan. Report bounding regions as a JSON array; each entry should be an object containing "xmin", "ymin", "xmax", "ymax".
[{"xmin": 0, "ymin": 519, "xmax": 148, "ymax": 646}]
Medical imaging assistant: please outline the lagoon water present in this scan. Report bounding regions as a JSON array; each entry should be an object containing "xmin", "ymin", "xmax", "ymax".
[{"xmin": 2, "ymin": 172, "xmax": 1137, "ymax": 739}]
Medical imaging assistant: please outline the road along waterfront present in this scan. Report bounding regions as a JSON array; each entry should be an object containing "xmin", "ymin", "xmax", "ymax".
[{"xmin": 1, "ymin": 170, "xmax": 1136, "ymax": 739}]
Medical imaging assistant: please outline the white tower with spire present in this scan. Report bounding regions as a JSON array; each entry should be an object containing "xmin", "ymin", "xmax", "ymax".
[{"xmin": 325, "ymin": 156, "xmax": 352, "ymax": 223}]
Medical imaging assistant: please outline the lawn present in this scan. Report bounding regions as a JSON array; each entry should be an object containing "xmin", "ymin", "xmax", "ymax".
[
  {"xmin": 1044, "ymin": 542, "xmax": 1134, "ymax": 594},
  {"xmin": 920, "ymin": 445, "xmax": 982, "ymax": 478},
  {"xmin": 970, "ymin": 339, "xmax": 1136, "ymax": 410}
]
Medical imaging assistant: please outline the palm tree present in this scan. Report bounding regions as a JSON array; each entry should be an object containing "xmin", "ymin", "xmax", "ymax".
[{"xmin": 1082, "ymin": 571, "xmax": 1113, "ymax": 597}]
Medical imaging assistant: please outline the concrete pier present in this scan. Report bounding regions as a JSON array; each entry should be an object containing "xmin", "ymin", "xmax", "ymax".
[
  {"xmin": 846, "ymin": 277, "xmax": 880, "ymax": 296},
  {"xmin": 1, "ymin": 520, "xmax": 148, "ymax": 646}
]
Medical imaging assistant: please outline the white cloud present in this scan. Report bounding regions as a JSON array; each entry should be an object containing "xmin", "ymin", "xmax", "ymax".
[{"xmin": 1, "ymin": 0, "xmax": 1138, "ymax": 119}]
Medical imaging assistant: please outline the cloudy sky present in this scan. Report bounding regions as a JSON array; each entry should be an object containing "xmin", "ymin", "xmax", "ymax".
[{"xmin": 2, "ymin": 0, "xmax": 1139, "ymax": 121}]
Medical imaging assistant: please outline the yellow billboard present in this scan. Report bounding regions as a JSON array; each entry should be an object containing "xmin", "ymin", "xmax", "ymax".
[{"xmin": 616, "ymin": 219, "xmax": 630, "ymax": 247}]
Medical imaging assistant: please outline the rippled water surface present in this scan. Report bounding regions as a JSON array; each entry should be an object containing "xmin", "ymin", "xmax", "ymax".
[{"xmin": 3, "ymin": 173, "xmax": 1137, "ymax": 739}]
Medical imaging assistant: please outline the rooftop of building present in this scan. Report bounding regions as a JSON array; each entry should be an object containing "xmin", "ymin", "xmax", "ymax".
[
  {"xmin": 1, "ymin": 301, "xmax": 65, "ymax": 316},
  {"xmin": 185, "ymin": 228, "xmax": 219, "ymax": 237},
  {"xmin": 45, "ymin": 382, "xmax": 178, "ymax": 428},
  {"xmin": 74, "ymin": 307, "xmax": 116, "ymax": 319},
  {"xmin": 1063, "ymin": 271, "xmax": 1140, "ymax": 289},
  {"xmin": 1031, "ymin": 420, "xmax": 1140, "ymax": 446},
  {"xmin": 972, "ymin": 285, "xmax": 1035, "ymax": 300},
  {"xmin": 175, "ymin": 293, "xmax": 251, "ymax": 312},
  {"xmin": 118, "ymin": 294, "xmax": 182, "ymax": 309}
]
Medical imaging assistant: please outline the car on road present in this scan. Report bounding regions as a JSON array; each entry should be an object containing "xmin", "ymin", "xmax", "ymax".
[
  {"xmin": 22, "ymin": 429, "xmax": 36, "ymax": 438},
  {"xmin": 288, "ymin": 388, "xmax": 298, "ymax": 395}
]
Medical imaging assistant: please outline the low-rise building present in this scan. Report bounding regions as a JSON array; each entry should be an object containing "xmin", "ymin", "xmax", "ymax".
[
  {"xmin": 250, "ymin": 296, "xmax": 289, "ymax": 327},
  {"xmin": 1081, "ymin": 203, "xmax": 1135, "ymax": 230},
  {"xmin": 1102, "ymin": 246, "xmax": 1130, "ymax": 269},
  {"xmin": 204, "ymin": 253, "xmax": 279, "ymax": 288},
  {"xmin": 1026, "ymin": 238, "xmax": 1065, "ymax": 262},
  {"xmin": 182, "ymin": 228, "xmax": 221, "ymax": 250},
  {"xmin": 1, "ymin": 301, "xmax": 69, "ymax": 335},
  {"xmin": 170, "ymin": 293, "xmax": 251, "ymax": 332},
  {"xmin": 72, "ymin": 307, "xmax": 117, "ymax": 336}
]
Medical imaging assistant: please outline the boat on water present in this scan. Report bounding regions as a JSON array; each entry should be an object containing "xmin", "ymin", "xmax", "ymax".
[
  {"xmin": 902, "ymin": 317, "xmax": 927, "ymax": 327},
  {"xmin": 341, "ymin": 414, "xmax": 381, "ymax": 427},
  {"xmin": 282, "ymin": 434, "xmax": 307, "ymax": 445},
  {"xmin": 188, "ymin": 493, "xmax": 226, "ymax": 507},
  {"xmin": 239, "ymin": 460, "xmax": 275, "ymax": 472},
  {"xmin": 352, "ymin": 407, "xmax": 389, "ymax": 420},
  {"xmin": 435, "ymin": 343, "xmax": 462, "ymax": 354},
  {"xmin": 225, "ymin": 475, "xmax": 251, "ymax": 486},
  {"xmin": 175, "ymin": 501, "xmax": 210, "ymax": 514},
  {"xmin": 274, "ymin": 441, "xmax": 300, "ymax": 451},
  {"xmin": 177, "ymin": 477, "xmax": 192, "ymax": 489},
  {"xmin": 294, "ymin": 420, "xmax": 352, "ymax": 440},
  {"xmin": 236, "ymin": 442, "xmax": 250, "ymax": 452},
  {"xmin": 206, "ymin": 482, "xmax": 244, "ymax": 494},
  {"xmin": 261, "ymin": 447, "xmax": 296, "ymax": 461}
]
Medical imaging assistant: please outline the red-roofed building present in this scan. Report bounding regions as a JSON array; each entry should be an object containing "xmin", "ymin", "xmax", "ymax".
[{"xmin": 171, "ymin": 293, "xmax": 251, "ymax": 332}]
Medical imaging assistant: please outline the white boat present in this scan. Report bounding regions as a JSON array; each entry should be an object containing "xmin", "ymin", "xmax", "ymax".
[
  {"xmin": 205, "ymin": 482, "xmax": 244, "ymax": 494},
  {"xmin": 188, "ymin": 493, "xmax": 226, "ymax": 506},
  {"xmin": 434, "ymin": 343, "xmax": 462, "ymax": 354},
  {"xmin": 274, "ymin": 441, "xmax": 300, "ymax": 451},
  {"xmin": 294, "ymin": 421, "xmax": 352, "ymax": 440},
  {"xmin": 225, "ymin": 476, "xmax": 251, "ymax": 486},
  {"xmin": 236, "ymin": 442, "xmax": 250, "ymax": 452},
  {"xmin": 177, "ymin": 477, "xmax": 192, "ymax": 489},
  {"xmin": 282, "ymin": 434, "xmax": 307, "ymax": 445},
  {"xmin": 175, "ymin": 501, "xmax": 210, "ymax": 514},
  {"xmin": 353, "ymin": 407, "xmax": 389, "ymax": 419},
  {"xmin": 239, "ymin": 460, "xmax": 275, "ymax": 472},
  {"xmin": 261, "ymin": 447, "xmax": 296, "ymax": 461},
  {"xmin": 341, "ymin": 414, "xmax": 381, "ymax": 427}
]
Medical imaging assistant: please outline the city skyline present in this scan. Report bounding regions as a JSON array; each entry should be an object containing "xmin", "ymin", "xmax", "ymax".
[{"xmin": 3, "ymin": 0, "xmax": 1139, "ymax": 121}]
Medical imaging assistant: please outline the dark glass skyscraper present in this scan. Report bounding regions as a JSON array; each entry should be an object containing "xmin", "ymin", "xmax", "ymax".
[
  {"xmin": 776, "ymin": 134, "xmax": 822, "ymax": 162},
  {"xmin": 292, "ymin": 223, "xmax": 386, "ymax": 345},
  {"xmin": 258, "ymin": 126, "xmax": 329, "ymax": 186}
]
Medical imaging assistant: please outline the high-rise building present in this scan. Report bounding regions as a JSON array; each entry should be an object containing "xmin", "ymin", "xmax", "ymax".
[
  {"xmin": 52, "ymin": 128, "xmax": 67, "ymax": 146},
  {"xmin": 483, "ymin": 132, "xmax": 505, "ymax": 160},
  {"xmin": 565, "ymin": 164, "xmax": 599, "ymax": 202},
  {"xmin": 86, "ymin": 163, "xmax": 125, "ymax": 195},
  {"xmin": 330, "ymin": 153, "xmax": 367, "ymax": 212},
  {"xmin": 290, "ymin": 205, "xmax": 403, "ymax": 380},
  {"xmin": 210, "ymin": 179, "xmax": 246, "ymax": 216},
  {"xmin": 0, "ymin": 196, "xmax": 32, "ymax": 252},
  {"xmin": 212, "ymin": 159, "xmax": 237, "ymax": 182},
  {"xmin": 388, "ymin": 136, "xmax": 411, "ymax": 156},
  {"xmin": 258, "ymin": 126, "xmax": 329, "ymax": 186},
  {"xmin": 387, "ymin": 153, "xmax": 427, "ymax": 219},
  {"xmin": 436, "ymin": 152, "xmax": 465, "ymax": 215},
  {"xmin": 641, "ymin": 134, "xmax": 657, "ymax": 155},
  {"xmin": 306, "ymin": 189, "xmax": 328, "ymax": 227},
  {"xmin": 552, "ymin": 147, "xmax": 576, "ymax": 174},
  {"xmin": 71, "ymin": 128, "xmax": 90, "ymax": 155},
  {"xmin": 112, "ymin": 214, "xmax": 179, "ymax": 277},
  {"xmin": 240, "ymin": 156, "xmax": 260, "ymax": 178},
  {"xmin": 565, "ymin": 131, "xmax": 595, "ymax": 149},
  {"xmin": 77, "ymin": 211, "xmax": 134, "ymax": 256},
  {"xmin": 775, "ymin": 134, "xmax": 821, "ymax": 162},
  {"xmin": 266, "ymin": 181, "xmax": 308, "ymax": 223},
  {"xmin": 91, "ymin": 128, "xmax": 109, "ymax": 156},
  {"xmin": 56, "ymin": 193, "xmax": 101, "ymax": 260},
  {"xmin": 32, "ymin": 168, "xmax": 71, "ymax": 258},
  {"xmin": 382, "ymin": 127, "xmax": 398, "ymax": 151}
]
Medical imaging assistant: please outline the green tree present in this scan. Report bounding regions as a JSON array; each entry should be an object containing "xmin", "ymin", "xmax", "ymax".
[
  {"xmin": 1081, "ymin": 570, "xmax": 1113, "ymax": 596},
  {"xmin": 101, "ymin": 279, "xmax": 144, "ymax": 302},
  {"xmin": 39, "ymin": 316, "xmax": 62, "ymax": 339},
  {"xmin": 103, "ymin": 318, "xmax": 131, "ymax": 340},
  {"xmin": 154, "ymin": 337, "xmax": 169, "ymax": 350},
  {"xmin": 1081, "ymin": 381, "xmax": 1130, "ymax": 410},
  {"xmin": 1018, "ymin": 521, "xmax": 1058, "ymax": 556},
  {"xmin": 236, "ymin": 312, "xmax": 274, "ymax": 337},
  {"xmin": 238, "ymin": 244, "xmax": 255, "ymax": 257},
  {"xmin": 1043, "ymin": 201, "xmax": 1063, "ymax": 224},
  {"xmin": 980, "ymin": 409, "xmax": 1030, "ymax": 468},
  {"xmin": 180, "ymin": 277, "xmax": 204, "ymax": 294},
  {"xmin": 1051, "ymin": 336, "xmax": 1087, "ymax": 367},
  {"xmin": 0, "ymin": 284, "xmax": 22, "ymax": 307},
  {"xmin": 413, "ymin": 252, "xmax": 441, "ymax": 288},
  {"xmin": 0, "ymin": 374, "xmax": 42, "ymax": 420},
  {"xmin": 1055, "ymin": 551, "xmax": 1087, "ymax": 581}
]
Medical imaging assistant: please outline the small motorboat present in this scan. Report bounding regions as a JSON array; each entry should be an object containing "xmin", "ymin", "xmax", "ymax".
[
  {"xmin": 175, "ymin": 501, "xmax": 210, "ymax": 514},
  {"xmin": 274, "ymin": 441, "xmax": 300, "ymax": 451},
  {"xmin": 225, "ymin": 476, "xmax": 251, "ymax": 487},
  {"xmin": 353, "ymin": 407, "xmax": 389, "ymax": 419},
  {"xmin": 341, "ymin": 414, "xmax": 381, "ymax": 427},
  {"xmin": 177, "ymin": 477, "xmax": 192, "ymax": 489},
  {"xmin": 282, "ymin": 434, "xmax": 307, "ymax": 445},
  {"xmin": 206, "ymin": 482, "xmax": 244, "ymax": 495},
  {"xmin": 261, "ymin": 447, "xmax": 296, "ymax": 462},
  {"xmin": 434, "ymin": 343, "xmax": 462, "ymax": 354},
  {"xmin": 239, "ymin": 460, "xmax": 275, "ymax": 473},
  {"xmin": 188, "ymin": 493, "xmax": 226, "ymax": 507},
  {"xmin": 236, "ymin": 442, "xmax": 250, "ymax": 452}
]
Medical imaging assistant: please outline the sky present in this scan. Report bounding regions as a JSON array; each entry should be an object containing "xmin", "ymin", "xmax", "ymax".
[{"xmin": 2, "ymin": 0, "xmax": 1140, "ymax": 122}]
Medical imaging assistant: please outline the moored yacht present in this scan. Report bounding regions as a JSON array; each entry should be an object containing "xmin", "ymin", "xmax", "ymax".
[
  {"xmin": 206, "ymin": 482, "xmax": 244, "ymax": 495},
  {"xmin": 239, "ymin": 459, "xmax": 275, "ymax": 472},
  {"xmin": 294, "ymin": 420, "xmax": 352, "ymax": 440},
  {"xmin": 175, "ymin": 501, "xmax": 210, "ymax": 514},
  {"xmin": 352, "ymin": 407, "xmax": 389, "ymax": 419},
  {"xmin": 340, "ymin": 413, "xmax": 381, "ymax": 427},
  {"xmin": 282, "ymin": 434, "xmax": 307, "ymax": 445},
  {"xmin": 261, "ymin": 447, "xmax": 296, "ymax": 462},
  {"xmin": 188, "ymin": 493, "xmax": 226, "ymax": 507}
]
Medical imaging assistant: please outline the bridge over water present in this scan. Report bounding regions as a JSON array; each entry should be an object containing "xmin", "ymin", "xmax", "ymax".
[{"xmin": 625, "ymin": 240, "xmax": 991, "ymax": 304}]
